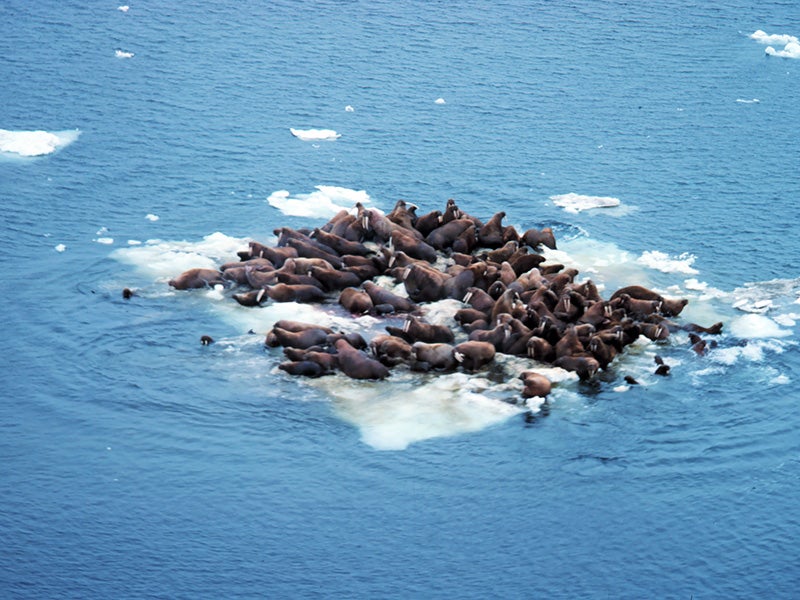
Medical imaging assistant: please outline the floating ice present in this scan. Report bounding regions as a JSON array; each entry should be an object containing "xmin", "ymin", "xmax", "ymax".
[
  {"xmin": 95, "ymin": 237, "xmax": 114, "ymax": 245},
  {"xmin": 550, "ymin": 193, "xmax": 620, "ymax": 214},
  {"xmin": 435, "ymin": 98, "xmax": 446, "ymax": 104},
  {"xmin": 729, "ymin": 314, "xmax": 791, "ymax": 339},
  {"xmin": 345, "ymin": 105, "xmax": 354, "ymax": 112},
  {"xmin": 118, "ymin": 5, "xmax": 130, "ymax": 12},
  {"xmin": 318, "ymin": 372, "xmax": 522, "ymax": 451},
  {"xmin": 637, "ymin": 250, "xmax": 699, "ymax": 275},
  {"xmin": 289, "ymin": 128, "xmax": 340, "ymax": 141},
  {"xmin": 750, "ymin": 30, "xmax": 800, "ymax": 59},
  {"xmin": 0, "ymin": 129, "xmax": 80, "ymax": 157},
  {"xmin": 55, "ymin": 244, "xmax": 66, "ymax": 252},
  {"xmin": 115, "ymin": 50, "xmax": 134, "ymax": 59},
  {"xmin": 112, "ymin": 231, "xmax": 249, "ymax": 280},
  {"xmin": 765, "ymin": 42, "xmax": 800, "ymax": 59},
  {"xmin": 145, "ymin": 213, "xmax": 159, "ymax": 221},
  {"xmin": 267, "ymin": 185, "xmax": 370, "ymax": 218}
]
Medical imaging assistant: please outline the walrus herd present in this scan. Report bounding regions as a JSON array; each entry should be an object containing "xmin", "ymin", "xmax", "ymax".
[{"xmin": 165, "ymin": 198, "xmax": 723, "ymax": 398}]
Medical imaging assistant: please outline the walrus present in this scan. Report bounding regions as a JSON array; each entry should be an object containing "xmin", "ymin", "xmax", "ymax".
[
  {"xmin": 311, "ymin": 228, "xmax": 372, "ymax": 256},
  {"xmin": 391, "ymin": 229, "xmax": 437, "ymax": 262},
  {"xmin": 326, "ymin": 331, "xmax": 368, "ymax": 351},
  {"xmin": 247, "ymin": 242, "xmax": 298, "ymax": 267},
  {"xmin": 168, "ymin": 268, "xmax": 226, "ymax": 290},
  {"xmin": 426, "ymin": 218, "xmax": 474, "ymax": 251},
  {"xmin": 555, "ymin": 326, "xmax": 585, "ymax": 358},
  {"xmin": 334, "ymin": 339, "xmax": 390, "ymax": 380},
  {"xmin": 386, "ymin": 199, "xmax": 418, "ymax": 231},
  {"xmin": 508, "ymin": 252, "xmax": 546, "ymax": 277},
  {"xmin": 640, "ymin": 322, "xmax": 670, "ymax": 341},
  {"xmin": 490, "ymin": 288, "xmax": 526, "ymax": 322},
  {"xmin": 610, "ymin": 285, "xmax": 688, "ymax": 317},
  {"xmin": 482, "ymin": 240, "xmax": 518, "ymax": 264},
  {"xmin": 588, "ymin": 335, "xmax": 617, "ymax": 369},
  {"xmin": 276, "ymin": 227, "xmax": 339, "ymax": 257},
  {"xmin": 273, "ymin": 320, "xmax": 333, "ymax": 334},
  {"xmin": 410, "ymin": 342, "xmax": 457, "ymax": 372},
  {"xmin": 308, "ymin": 266, "xmax": 362, "ymax": 292},
  {"xmin": 278, "ymin": 360, "xmax": 326, "ymax": 377},
  {"xmin": 689, "ymin": 333, "xmax": 708, "ymax": 356},
  {"xmin": 285, "ymin": 237, "xmax": 344, "ymax": 270},
  {"xmin": 520, "ymin": 371, "xmax": 552, "ymax": 398},
  {"xmin": 617, "ymin": 294, "xmax": 661, "ymax": 319},
  {"xmin": 654, "ymin": 355, "xmax": 671, "ymax": 376},
  {"xmin": 387, "ymin": 315, "xmax": 455, "ymax": 344},
  {"xmin": 402, "ymin": 263, "xmax": 450, "ymax": 303},
  {"xmin": 338, "ymin": 287, "xmax": 374, "ymax": 314},
  {"xmin": 451, "ymin": 224, "xmax": 477, "ymax": 255},
  {"xmin": 454, "ymin": 307, "xmax": 489, "ymax": 325},
  {"xmin": 526, "ymin": 335, "xmax": 555, "ymax": 362},
  {"xmin": 462, "ymin": 287, "xmax": 496, "ymax": 313},
  {"xmin": 265, "ymin": 326, "xmax": 330, "ymax": 349},
  {"xmin": 363, "ymin": 281, "xmax": 417, "ymax": 313},
  {"xmin": 521, "ymin": 227, "xmax": 557, "ymax": 250},
  {"xmin": 359, "ymin": 204, "xmax": 394, "ymax": 243},
  {"xmin": 477, "ymin": 211, "xmax": 507, "ymax": 248},
  {"xmin": 440, "ymin": 198, "xmax": 464, "ymax": 224},
  {"xmin": 413, "ymin": 209, "xmax": 443, "ymax": 236},
  {"xmin": 443, "ymin": 263, "xmax": 488, "ymax": 301},
  {"xmin": 468, "ymin": 322, "xmax": 511, "ymax": 351},
  {"xmin": 283, "ymin": 348, "xmax": 339, "ymax": 372},
  {"xmin": 264, "ymin": 283, "xmax": 326, "ymax": 303},
  {"xmin": 553, "ymin": 355, "xmax": 600, "ymax": 380},
  {"xmin": 369, "ymin": 334, "xmax": 413, "ymax": 366},
  {"xmin": 244, "ymin": 266, "xmax": 279, "ymax": 289},
  {"xmin": 453, "ymin": 340, "xmax": 496, "ymax": 372},
  {"xmin": 232, "ymin": 288, "xmax": 269, "ymax": 307}
]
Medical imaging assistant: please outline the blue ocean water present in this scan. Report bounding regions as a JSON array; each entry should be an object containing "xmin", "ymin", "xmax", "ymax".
[{"xmin": 2, "ymin": 0, "xmax": 800, "ymax": 597}]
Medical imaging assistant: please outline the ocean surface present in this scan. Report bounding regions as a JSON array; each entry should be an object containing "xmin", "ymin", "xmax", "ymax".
[{"xmin": 2, "ymin": 1, "xmax": 800, "ymax": 597}]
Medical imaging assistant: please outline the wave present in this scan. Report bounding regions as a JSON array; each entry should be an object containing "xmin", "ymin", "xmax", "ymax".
[
  {"xmin": 550, "ymin": 192, "xmax": 621, "ymax": 214},
  {"xmin": 115, "ymin": 50, "xmax": 134, "ymax": 59},
  {"xmin": 267, "ymin": 185, "xmax": 371, "ymax": 218},
  {"xmin": 289, "ymin": 128, "xmax": 340, "ymax": 141},
  {"xmin": 736, "ymin": 98, "xmax": 760, "ymax": 104},
  {"xmin": 0, "ymin": 128, "xmax": 80, "ymax": 157}
]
